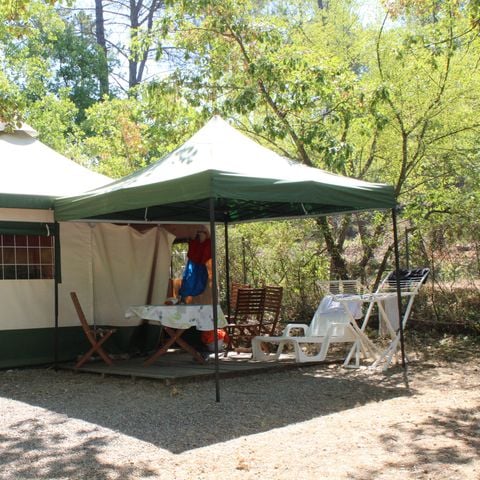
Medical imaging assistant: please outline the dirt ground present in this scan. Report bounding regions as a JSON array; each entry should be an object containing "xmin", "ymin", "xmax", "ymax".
[{"xmin": 0, "ymin": 333, "xmax": 479, "ymax": 480}]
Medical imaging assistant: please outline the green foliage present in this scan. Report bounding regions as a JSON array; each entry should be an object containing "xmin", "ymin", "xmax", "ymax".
[
  {"xmin": 216, "ymin": 220, "xmax": 330, "ymax": 322},
  {"xmin": 415, "ymin": 284, "xmax": 480, "ymax": 332},
  {"xmin": 0, "ymin": 72, "xmax": 24, "ymax": 125},
  {"xmin": 141, "ymin": 81, "xmax": 206, "ymax": 160},
  {"xmin": 0, "ymin": 1, "xmax": 62, "ymax": 123},
  {"xmin": 41, "ymin": 12, "xmax": 111, "ymax": 121},
  {"xmin": 1, "ymin": 2, "xmax": 110, "ymax": 125},
  {"xmin": 82, "ymin": 84, "xmax": 205, "ymax": 177},
  {"xmin": 0, "ymin": 0, "xmax": 31, "ymax": 21},
  {"xmin": 165, "ymin": 0, "xmax": 356, "ymax": 163},
  {"xmin": 82, "ymin": 97, "xmax": 149, "ymax": 178},
  {"xmin": 26, "ymin": 89, "xmax": 86, "ymax": 159}
]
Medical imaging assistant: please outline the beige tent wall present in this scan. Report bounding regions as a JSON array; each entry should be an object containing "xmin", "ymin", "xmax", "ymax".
[
  {"xmin": 0, "ymin": 219, "xmax": 173, "ymax": 331},
  {"xmin": 0, "ymin": 208, "xmax": 54, "ymax": 222},
  {"xmin": 0, "ymin": 280, "xmax": 55, "ymax": 330},
  {"xmin": 0, "ymin": 208, "xmax": 56, "ymax": 331},
  {"xmin": 58, "ymin": 222, "xmax": 95, "ymax": 327},
  {"xmin": 0, "ymin": 220, "xmax": 92, "ymax": 331},
  {"xmin": 91, "ymin": 223, "xmax": 173, "ymax": 326}
]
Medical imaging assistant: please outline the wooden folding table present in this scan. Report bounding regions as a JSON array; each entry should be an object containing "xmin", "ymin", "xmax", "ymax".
[{"xmin": 125, "ymin": 304, "xmax": 227, "ymax": 366}]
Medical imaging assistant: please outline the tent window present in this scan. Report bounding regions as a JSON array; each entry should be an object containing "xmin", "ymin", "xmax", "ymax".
[{"xmin": 0, "ymin": 234, "xmax": 54, "ymax": 280}]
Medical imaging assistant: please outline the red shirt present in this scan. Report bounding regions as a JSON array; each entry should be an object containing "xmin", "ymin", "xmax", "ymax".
[{"xmin": 187, "ymin": 237, "xmax": 212, "ymax": 264}]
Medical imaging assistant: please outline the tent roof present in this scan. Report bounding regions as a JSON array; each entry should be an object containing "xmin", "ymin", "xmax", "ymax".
[
  {"xmin": 54, "ymin": 116, "xmax": 396, "ymax": 223},
  {"xmin": 0, "ymin": 124, "xmax": 111, "ymax": 209}
]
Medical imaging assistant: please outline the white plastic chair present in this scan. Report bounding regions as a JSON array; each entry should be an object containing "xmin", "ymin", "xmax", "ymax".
[{"xmin": 252, "ymin": 287, "xmax": 377, "ymax": 365}]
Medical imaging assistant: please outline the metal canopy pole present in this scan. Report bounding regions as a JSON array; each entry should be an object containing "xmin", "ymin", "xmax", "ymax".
[
  {"xmin": 224, "ymin": 220, "xmax": 231, "ymax": 320},
  {"xmin": 209, "ymin": 198, "xmax": 221, "ymax": 402},
  {"xmin": 405, "ymin": 227, "xmax": 410, "ymax": 270},
  {"xmin": 391, "ymin": 208, "xmax": 407, "ymax": 369}
]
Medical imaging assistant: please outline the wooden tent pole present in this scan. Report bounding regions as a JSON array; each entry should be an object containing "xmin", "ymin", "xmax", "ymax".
[{"xmin": 146, "ymin": 226, "xmax": 160, "ymax": 304}]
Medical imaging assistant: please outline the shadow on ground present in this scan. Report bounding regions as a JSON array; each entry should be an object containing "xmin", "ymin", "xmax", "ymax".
[
  {"xmin": 0, "ymin": 366, "xmax": 405, "ymax": 457},
  {"xmin": 349, "ymin": 403, "xmax": 480, "ymax": 480},
  {"xmin": 4, "ymin": 361, "xmax": 477, "ymax": 480}
]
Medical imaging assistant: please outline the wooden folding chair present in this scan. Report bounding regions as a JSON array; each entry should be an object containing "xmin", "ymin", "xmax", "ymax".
[
  {"xmin": 227, "ymin": 282, "xmax": 250, "ymax": 318},
  {"xmin": 225, "ymin": 287, "xmax": 265, "ymax": 351},
  {"xmin": 260, "ymin": 286, "xmax": 283, "ymax": 336},
  {"xmin": 70, "ymin": 292, "xmax": 117, "ymax": 369}
]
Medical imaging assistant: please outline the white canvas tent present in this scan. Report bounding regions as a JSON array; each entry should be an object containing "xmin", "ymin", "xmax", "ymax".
[
  {"xmin": 0, "ymin": 122, "xmax": 111, "ymax": 208},
  {"xmin": 0, "ymin": 124, "xmax": 173, "ymax": 367}
]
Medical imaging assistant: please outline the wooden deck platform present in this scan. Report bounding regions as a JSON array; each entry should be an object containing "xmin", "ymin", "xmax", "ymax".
[{"xmin": 61, "ymin": 350, "xmax": 308, "ymax": 383}]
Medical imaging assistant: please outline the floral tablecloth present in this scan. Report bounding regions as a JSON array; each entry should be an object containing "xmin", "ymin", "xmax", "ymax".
[{"xmin": 125, "ymin": 304, "xmax": 227, "ymax": 331}]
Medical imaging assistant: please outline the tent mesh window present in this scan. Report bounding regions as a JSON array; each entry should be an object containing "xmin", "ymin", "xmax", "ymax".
[{"xmin": 0, "ymin": 234, "xmax": 54, "ymax": 280}]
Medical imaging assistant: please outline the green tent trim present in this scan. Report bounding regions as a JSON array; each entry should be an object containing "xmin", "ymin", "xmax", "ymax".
[
  {"xmin": 0, "ymin": 193, "xmax": 56, "ymax": 210},
  {"xmin": 0, "ymin": 220, "xmax": 55, "ymax": 236}
]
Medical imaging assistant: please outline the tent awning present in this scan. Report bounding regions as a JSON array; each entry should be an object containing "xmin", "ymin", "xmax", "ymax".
[{"xmin": 55, "ymin": 171, "xmax": 394, "ymax": 223}]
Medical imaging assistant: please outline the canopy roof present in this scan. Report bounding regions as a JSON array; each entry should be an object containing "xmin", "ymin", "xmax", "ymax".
[
  {"xmin": 54, "ymin": 116, "xmax": 395, "ymax": 223},
  {"xmin": 0, "ymin": 124, "xmax": 110, "ymax": 209}
]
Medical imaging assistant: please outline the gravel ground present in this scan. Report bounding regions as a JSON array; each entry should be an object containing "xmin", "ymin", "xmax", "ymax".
[{"xmin": 0, "ymin": 345, "xmax": 479, "ymax": 480}]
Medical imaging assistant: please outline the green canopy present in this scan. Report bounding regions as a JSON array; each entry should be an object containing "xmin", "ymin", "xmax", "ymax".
[
  {"xmin": 52, "ymin": 117, "xmax": 401, "ymax": 400},
  {"xmin": 54, "ymin": 116, "xmax": 395, "ymax": 223}
]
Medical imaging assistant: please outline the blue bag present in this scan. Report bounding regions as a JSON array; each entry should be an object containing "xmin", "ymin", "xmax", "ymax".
[{"xmin": 178, "ymin": 260, "xmax": 208, "ymax": 297}]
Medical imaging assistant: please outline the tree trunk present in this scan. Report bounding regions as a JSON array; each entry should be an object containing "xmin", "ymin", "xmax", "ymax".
[
  {"xmin": 94, "ymin": 0, "xmax": 109, "ymax": 96},
  {"xmin": 317, "ymin": 217, "xmax": 349, "ymax": 279}
]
